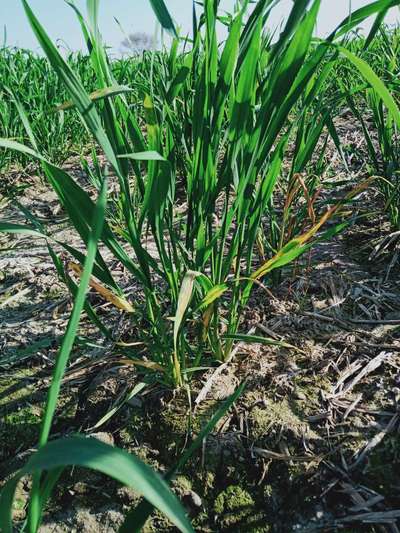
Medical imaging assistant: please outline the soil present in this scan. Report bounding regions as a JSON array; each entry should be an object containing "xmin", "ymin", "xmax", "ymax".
[{"xmin": 1, "ymin": 122, "xmax": 400, "ymax": 532}]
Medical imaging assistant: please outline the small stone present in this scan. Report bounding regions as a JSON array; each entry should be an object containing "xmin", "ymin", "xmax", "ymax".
[
  {"xmin": 72, "ymin": 482, "xmax": 87, "ymax": 495},
  {"xmin": 187, "ymin": 490, "xmax": 202, "ymax": 508},
  {"xmin": 286, "ymin": 362, "xmax": 300, "ymax": 373},
  {"xmin": 103, "ymin": 509, "xmax": 124, "ymax": 528},
  {"xmin": 117, "ymin": 486, "xmax": 140, "ymax": 503},
  {"xmin": 293, "ymin": 390, "xmax": 307, "ymax": 401},
  {"xmin": 90, "ymin": 432, "xmax": 114, "ymax": 446}
]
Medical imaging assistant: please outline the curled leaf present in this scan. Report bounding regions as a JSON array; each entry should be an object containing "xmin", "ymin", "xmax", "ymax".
[
  {"xmin": 69, "ymin": 262, "xmax": 134, "ymax": 313},
  {"xmin": 55, "ymin": 85, "xmax": 132, "ymax": 111}
]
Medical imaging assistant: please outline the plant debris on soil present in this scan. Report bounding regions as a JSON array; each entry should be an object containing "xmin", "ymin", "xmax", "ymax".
[{"xmin": 1, "ymin": 117, "xmax": 400, "ymax": 533}]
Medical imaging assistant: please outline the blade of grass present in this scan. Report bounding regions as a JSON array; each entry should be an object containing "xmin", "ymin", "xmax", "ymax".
[
  {"xmin": 120, "ymin": 382, "xmax": 246, "ymax": 532},
  {"xmin": 55, "ymin": 85, "xmax": 133, "ymax": 111},
  {"xmin": 338, "ymin": 45, "xmax": 400, "ymax": 128},
  {"xmin": 0, "ymin": 436, "xmax": 193, "ymax": 533},
  {"xmin": 149, "ymin": 0, "xmax": 177, "ymax": 36},
  {"xmin": 173, "ymin": 270, "xmax": 201, "ymax": 385},
  {"xmin": 222, "ymin": 333, "xmax": 297, "ymax": 350},
  {"xmin": 27, "ymin": 176, "xmax": 108, "ymax": 530}
]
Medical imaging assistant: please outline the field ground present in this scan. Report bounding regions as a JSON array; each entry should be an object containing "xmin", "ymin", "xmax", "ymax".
[{"xmin": 1, "ymin": 117, "xmax": 400, "ymax": 532}]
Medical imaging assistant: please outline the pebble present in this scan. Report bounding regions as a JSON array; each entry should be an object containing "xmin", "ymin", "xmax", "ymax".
[
  {"xmin": 188, "ymin": 490, "xmax": 202, "ymax": 508},
  {"xmin": 293, "ymin": 390, "xmax": 307, "ymax": 401},
  {"xmin": 90, "ymin": 432, "xmax": 115, "ymax": 446}
]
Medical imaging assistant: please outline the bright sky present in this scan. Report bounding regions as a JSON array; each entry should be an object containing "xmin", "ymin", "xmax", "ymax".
[{"xmin": 1, "ymin": 1, "xmax": 399, "ymax": 54}]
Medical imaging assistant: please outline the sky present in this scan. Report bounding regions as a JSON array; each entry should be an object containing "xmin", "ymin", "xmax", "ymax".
[{"xmin": 1, "ymin": 1, "xmax": 399, "ymax": 55}]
